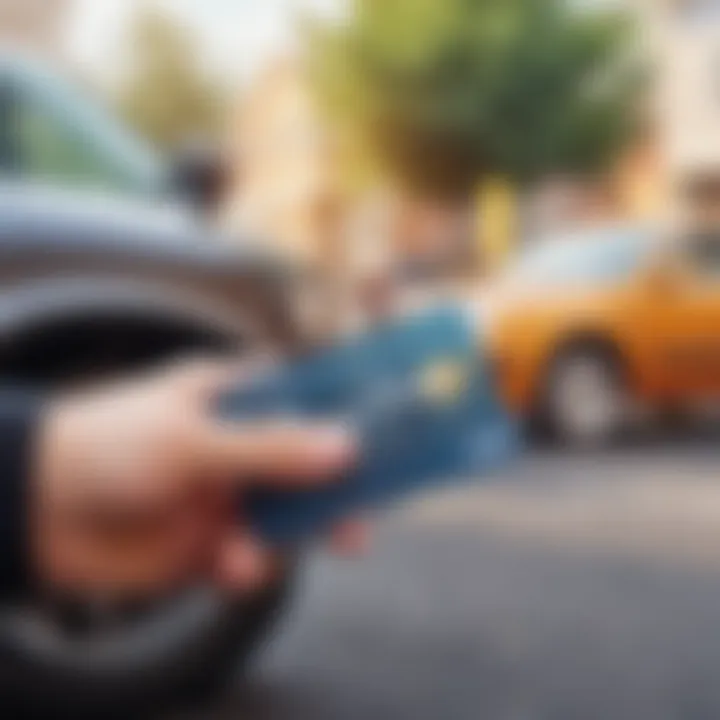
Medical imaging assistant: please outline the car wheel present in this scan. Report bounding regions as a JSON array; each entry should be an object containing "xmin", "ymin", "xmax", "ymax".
[
  {"xmin": 1, "ymin": 570, "xmax": 296, "ymax": 718},
  {"xmin": 0, "ymin": 310, "xmax": 299, "ymax": 717},
  {"xmin": 540, "ymin": 345, "xmax": 628, "ymax": 448}
]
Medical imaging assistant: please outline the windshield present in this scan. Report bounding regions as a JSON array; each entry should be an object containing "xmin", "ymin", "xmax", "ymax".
[
  {"xmin": 505, "ymin": 227, "xmax": 649, "ymax": 287},
  {"xmin": 0, "ymin": 55, "xmax": 168, "ymax": 197}
]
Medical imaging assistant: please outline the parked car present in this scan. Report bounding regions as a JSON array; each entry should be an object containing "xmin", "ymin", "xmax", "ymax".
[
  {"xmin": 0, "ymin": 54, "xmax": 303, "ymax": 716},
  {"xmin": 481, "ymin": 223, "xmax": 720, "ymax": 446}
]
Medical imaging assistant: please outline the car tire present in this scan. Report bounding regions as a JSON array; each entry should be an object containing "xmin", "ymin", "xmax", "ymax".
[
  {"xmin": 538, "ymin": 343, "xmax": 628, "ymax": 448},
  {"xmin": 0, "ymin": 309, "xmax": 301, "ymax": 718},
  {"xmin": 1, "ymin": 562, "xmax": 296, "ymax": 719}
]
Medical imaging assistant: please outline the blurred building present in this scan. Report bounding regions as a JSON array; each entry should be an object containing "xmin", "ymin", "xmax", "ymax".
[
  {"xmin": 0, "ymin": 0, "xmax": 69, "ymax": 56},
  {"xmin": 223, "ymin": 59, "xmax": 345, "ymax": 270},
  {"xmin": 224, "ymin": 58, "xmax": 476, "ymax": 279},
  {"xmin": 524, "ymin": 0, "xmax": 720, "ymax": 234},
  {"xmin": 617, "ymin": 0, "xmax": 720, "ymax": 218},
  {"xmin": 650, "ymin": 0, "xmax": 720, "ymax": 176}
]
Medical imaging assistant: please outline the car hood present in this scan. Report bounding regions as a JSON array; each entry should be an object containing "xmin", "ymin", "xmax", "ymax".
[
  {"xmin": 0, "ymin": 182, "xmax": 206, "ymax": 243},
  {"xmin": 0, "ymin": 182, "xmax": 289, "ymax": 280}
]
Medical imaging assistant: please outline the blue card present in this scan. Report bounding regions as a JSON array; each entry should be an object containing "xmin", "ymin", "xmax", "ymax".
[{"xmin": 217, "ymin": 307, "xmax": 519, "ymax": 544}]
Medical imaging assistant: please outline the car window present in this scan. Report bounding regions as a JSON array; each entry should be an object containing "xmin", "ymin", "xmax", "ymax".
[
  {"xmin": 18, "ymin": 93, "xmax": 127, "ymax": 189},
  {"xmin": 2, "ymin": 59, "xmax": 167, "ymax": 197},
  {"xmin": 505, "ymin": 228, "xmax": 648, "ymax": 287},
  {"xmin": 0, "ymin": 79, "xmax": 19, "ymax": 172}
]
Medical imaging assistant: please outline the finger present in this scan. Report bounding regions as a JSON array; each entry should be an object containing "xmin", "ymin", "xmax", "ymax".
[
  {"xmin": 329, "ymin": 519, "xmax": 371, "ymax": 556},
  {"xmin": 213, "ymin": 531, "xmax": 276, "ymax": 592},
  {"xmin": 171, "ymin": 355, "xmax": 282, "ymax": 408},
  {"xmin": 202, "ymin": 421, "xmax": 357, "ymax": 484},
  {"xmin": 167, "ymin": 357, "xmax": 243, "ymax": 402}
]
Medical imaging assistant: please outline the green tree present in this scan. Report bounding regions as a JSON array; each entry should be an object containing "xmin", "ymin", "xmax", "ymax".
[
  {"xmin": 116, "ymin": 5, "xmax": 225, "ymax": 150},
  {"xmin": 309, "ymin": 0, "xmax": 643, "ymax": 200}
]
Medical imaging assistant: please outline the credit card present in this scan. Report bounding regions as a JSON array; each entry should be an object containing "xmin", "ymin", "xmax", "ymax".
[{"xmin": 217, "ymin": 307, "xmax": 519, "ymax": 544}]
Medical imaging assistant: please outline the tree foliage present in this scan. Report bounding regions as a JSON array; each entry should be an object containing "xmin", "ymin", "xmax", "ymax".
[
  {"xmin": 116, "ymin": 5, "xmax": 225, "ymax": 150},
  {"xmin": 309, "ymin": 0, "xmax": 643, "ymax": 198}
]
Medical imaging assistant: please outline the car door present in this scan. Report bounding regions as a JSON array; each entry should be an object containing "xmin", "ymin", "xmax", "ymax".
[{"xmin": 650, "ymin": 231, "xmax": 720, "ymax": 399}]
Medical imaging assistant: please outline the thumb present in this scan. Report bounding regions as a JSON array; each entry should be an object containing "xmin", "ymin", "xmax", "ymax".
[{"xmin": 199, "ymin": 420, "xmax": 357, "ymax": 485}]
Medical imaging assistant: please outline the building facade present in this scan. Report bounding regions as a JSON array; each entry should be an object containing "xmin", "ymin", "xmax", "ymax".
[
  {"xmin": 621, "ymin": 0, "xmax": 720, "ymax": 215},
  {"xmin": 650, "ymin": 0, "xmax": 720, "ymax": 175},
  {"xmin": 223, "ymin": 59, "xmax": 344, "ymax": 267},
  {"xmin": 223, "ymin": 58, "xmax": 477, "ymax": 277}
]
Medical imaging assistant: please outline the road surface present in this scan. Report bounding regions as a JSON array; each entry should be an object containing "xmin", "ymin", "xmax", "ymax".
[{"xmin": 187, "ymin": 437, "xmax": 720, "ymax": 720}]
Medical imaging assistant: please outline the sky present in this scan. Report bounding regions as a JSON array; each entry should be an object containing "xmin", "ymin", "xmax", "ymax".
[
  {"xmin": 65, "ymin": 0, "xmax": 343, "ymax": 86},
  {"xmin": 62, "ymin": 0, "xmax": 625, "ymax": 89}
]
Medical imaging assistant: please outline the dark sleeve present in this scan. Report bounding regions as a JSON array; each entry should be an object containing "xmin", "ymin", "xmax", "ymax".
[{"xmin": 0, "ymin": 390, "xmax": 41, "ymax": 601}]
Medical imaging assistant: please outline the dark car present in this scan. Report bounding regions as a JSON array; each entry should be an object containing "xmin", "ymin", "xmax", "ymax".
[{"xmin": 0, "ymin": 55, "xmax": 303, "ymax": 715}]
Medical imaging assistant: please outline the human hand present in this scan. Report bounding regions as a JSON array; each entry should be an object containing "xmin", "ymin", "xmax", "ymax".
[{"xmin": 32, "ymin": 359, "xmax": 365, "ymax": 600}]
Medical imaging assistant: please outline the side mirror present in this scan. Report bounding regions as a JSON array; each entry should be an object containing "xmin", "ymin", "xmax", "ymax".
[{"xmin": 171, "ymin": 145, "xmax": 229, "ymax": 217}]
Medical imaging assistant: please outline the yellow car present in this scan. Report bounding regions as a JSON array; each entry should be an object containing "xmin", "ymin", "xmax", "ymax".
[{"xmin": 480, "ymin": 224, "xmax": 720, "ymax": 445}]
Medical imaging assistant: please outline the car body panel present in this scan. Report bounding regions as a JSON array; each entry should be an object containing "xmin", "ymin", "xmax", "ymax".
[
  {"xmin": 0, "ymin": 183, "xmax": 298, "ymax": 348},
  {"xmin": 484, "ymin": 225, "xmax": 720, "ymax": 414}
]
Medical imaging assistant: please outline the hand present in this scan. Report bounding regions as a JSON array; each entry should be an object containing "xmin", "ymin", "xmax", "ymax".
[{"xmin": 32, "ymin": 359, "xmax": 366, "ymax": 600}]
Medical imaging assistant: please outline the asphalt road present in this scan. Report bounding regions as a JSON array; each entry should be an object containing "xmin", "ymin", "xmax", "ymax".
[{"xmin": 190, "ymin": 436, "xmax": 720, "ymax": 720}]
